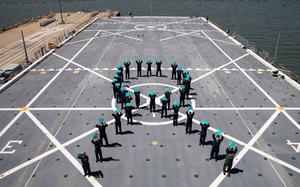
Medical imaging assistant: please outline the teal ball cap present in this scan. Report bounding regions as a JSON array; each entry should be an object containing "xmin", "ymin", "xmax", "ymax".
[
  {"xmin": 188, "ymin": 106, "xmax": 193, "ymax": 110},
  {"xmin": 229, "ymin": 141, "xmax": 237, "ymax": 148},
  {"xmin": 149, "ymin": 91, "xmax": 155, "ymax": 96},
  {"xmin": 202, "ymin": 120, "xmax": 208, "ymax": 125},
  {"xmin": 134, "ymin": 88, "xmax": 140, "ymax": 92},
  {"xmin": 98, "ymin": 118, "xmax": 104, "ymax": 123},
  {"xmin": 126, "ymin": 92, "xmax": 130, "ymax": 97},
  {"xmin": 92, "ymin": 132, "xmax": 98, "ymax": 139},
  {"xmin": 115, "ymin": 108, "xmax": 120, "ymax": 113},
  {"xmin": 173, "ymin": 101, "xmax": 179, "ymax": 106},
  {"xmin": 216, "ymin": 129, "xmax": 223, "ymax": 135},
  {"xmin": 165, "ymin": 88, "xmax": 171, "ymax": 92}
]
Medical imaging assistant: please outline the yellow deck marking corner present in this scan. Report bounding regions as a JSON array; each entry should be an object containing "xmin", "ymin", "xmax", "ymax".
[
  {"xmin": 276, "ymin": 106, "xmax": 285, "ymax": 111},
  {"xmin": 20, "ymin": 107, "xmax": 29, "ymax": 111}
]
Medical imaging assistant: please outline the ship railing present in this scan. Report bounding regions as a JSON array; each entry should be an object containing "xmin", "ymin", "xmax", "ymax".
[{"xmin": 209, "ymin": 18, "xmax": 299, "ymax": 83}]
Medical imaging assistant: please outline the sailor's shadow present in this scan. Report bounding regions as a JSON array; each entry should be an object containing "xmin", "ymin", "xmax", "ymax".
[
  {"xmin": 104, "ymin": 142, "xmax": 122, "ymax": 147},
  {"xmin": 216, "ymin": 154, "xmax": 226, "ymax": 161},
  {"xmin": 132, "ymin": 113, "xmax": 142, "ymax": 117},
  {"xmin": 230, "ymin": 168, "xmax": 244, "ymax": 174},
  {"xmin": 120, "ymin": 130, "xmax": 134, "ymax": 135},
  {"xmin": 131, "ymin": 122, "xmax": 142, "ymax": 125},
  {"xmin": 176, "ymin": 122, "xmax": 186, "ymax": 126},
  {"xmin": 101, "ymin": 157, "xmax": 119, "ymax": 162},
  {"xmin": 90, "ymin": 170, "xmax": 104, "ymax": 178},
  {"xmin": 205, "ymin": 140, "xmax": 213, "ymax": 146},
  {"xmin": 190, "ymin": 129, "xmax": 200, "ymax": 134},
  {"xmin": 166, "ymin": 114, "xmax": 173, "ymax": 118}
]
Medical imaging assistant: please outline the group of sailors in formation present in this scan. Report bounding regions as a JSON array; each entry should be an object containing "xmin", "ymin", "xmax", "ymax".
[{"xmin": 78, "ymin": 58, "xmax": 238, "ymax": 178}]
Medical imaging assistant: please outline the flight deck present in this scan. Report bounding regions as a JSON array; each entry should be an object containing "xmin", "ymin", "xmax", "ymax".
[{"xmin": 0, "ymin": 16, "xmax": 299, "ymax": 187}]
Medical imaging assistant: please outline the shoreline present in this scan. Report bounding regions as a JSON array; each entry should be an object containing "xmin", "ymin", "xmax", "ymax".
[{"xmin": 0, "ymin": 10, "xmax": 119, "ymax": 69}]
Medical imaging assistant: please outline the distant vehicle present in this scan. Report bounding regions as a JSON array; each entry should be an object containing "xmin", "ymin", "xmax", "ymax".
[
  {"xmin": 0, "ymin": 63, "xmax": 23, "ymax": 84},
  {"xmin": 0, "ymin": 70, "xmax": 11, "ymax": 84}
]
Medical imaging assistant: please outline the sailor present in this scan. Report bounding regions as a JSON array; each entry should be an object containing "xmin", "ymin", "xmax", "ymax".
[
  {"xmin": 172, "ymin": 101, "xmax": 180, "ymax": 126},
  {"xmin": 77, "ymin": 152, "xmax": 91, "ymax": 177},
  {"xmin": 199, "ymin": 120, "xmax": 210, "ymax": 146},
  {"xmin": 136, "ymin": 58, "xmax": 143, "ymax": 77},
  {"xmin": 117, "ymin": 64, "xmax": 124, "ymax": 82},
  {"xmin": 125, "ymin": 102, "xmax": 133, "ymax": 125},
  {"xmin": 179, "ymin": 85, "xmax": 186, "ymax": 107},
  {"xmin": 186, "ymin": 73, "xmax": 192, "ymax": 91},
  {"xmin": 91, "ymin": 133, "xmax": 103, "ymax": 162},
  {"xmin": 209, "ymin": 130, "xmax": 224, "ymax": 161},
  {"xmin": 120, "ymin": 86, "xmax": 127, "ymax": 109},
  {"xmin": 124, "ymin": 59, "xmax": 131, "ymax": 79},
  {"xmin": 125, "ymin": 92, "xmax": 133, "ymax": 104},
  {"xmin": 114, "ymin": 73, "xmax": 121, "ymax": 86},
  {"xmin": 161, "ymin": 97, "xmax": 168, "ymax": 118},
  {"xmin": 156, "ymin": 59, "xmax": 162, "ymax": 77},
  {"xmin": 95, "ymin": 118, "xmax": 109, "ymax": 146},
  {"xmin": 183, "ymin": 69, "xmax": 188, "ymax": 79},
  {"xmin": 185, "ymin": 106, "xmax": 194, "ymax": 134},
  {"xmin": 117, "ymin": 69, "xmax": 123, "ymax": 83},
  {"xmin": 149, "ymin": 91, "xmax": 156, "ymax": 112},
  {"xmin": 112, "ymin": 78, "xmax": 117, "ymax": 98},
  {"xmin": 112, "ymin": 108, "xmax": 122, "ymax": 134},
  {"xmin": 115, "ymin": 83, "xmax": 121, "ymax": 103},
  {"xmin": 183, "ymin": 76, "xmax": 191, "ymax": 99},
  {"xmin": 146, "ymin": 60, "xmax": 152, "ymax": 77},
  {"xmin": 182, "ymin": 70, "xmax": 188, "ymax": 81},
  {"xmin": 171, "ymin": 61, "xmax": 178, "ymax": 79},
  {"xmin": 134, "ymin": 88, "xmax": 140, "ymax": 109},
  {"xmin": 176, "ymin": 67, "xmax": 183, "ymax": 85},
  {"xmin": 165, "ymin": 88, "xmax": 171, "ymax": 109},
  {"xmin": 223, "ymin": 141, "xmax": 238, "ymax": 177},
  {"xmin": 182, "ymin": 70, "xmax": 191, "ymax": 84}
]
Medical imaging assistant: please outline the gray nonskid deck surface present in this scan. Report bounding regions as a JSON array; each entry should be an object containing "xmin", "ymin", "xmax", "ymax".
[{"xmin": 0, "ymin": 17, "xmax": 299, "ymax": 187}]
